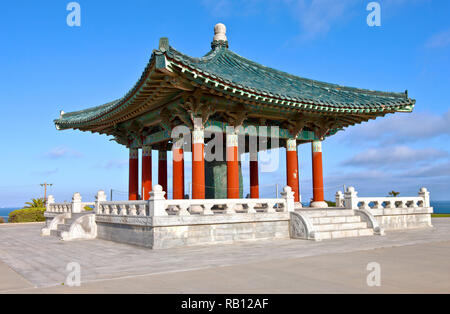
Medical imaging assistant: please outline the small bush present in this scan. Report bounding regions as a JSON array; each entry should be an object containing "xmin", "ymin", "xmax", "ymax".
[
  {"xmin": 0, "ymin": 217, "xmax": 5, "ymax": 224},
  {"xmin": 326, "ymin": 200, "xmax": 336, "ymax": 207},
  {"xmin": 8, "ymin": 208, "xmax": 46, "ymax": 223}
]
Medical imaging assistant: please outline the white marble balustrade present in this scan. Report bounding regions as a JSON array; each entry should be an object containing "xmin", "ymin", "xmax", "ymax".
[
  {"xmin": 94, "ymin": 185, "xmax": 295, "ymax": 217},
  {"xmin": 336, "ymin": 186, "xmax": 431, "ymax": 210}
]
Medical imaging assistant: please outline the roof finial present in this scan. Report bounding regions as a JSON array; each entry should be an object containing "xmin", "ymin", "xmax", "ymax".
[{"xmin": 212, "ymin": 23, "xmax": 228, "ymax": 49}]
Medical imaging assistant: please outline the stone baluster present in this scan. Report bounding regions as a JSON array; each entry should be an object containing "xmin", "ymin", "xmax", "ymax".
[
  {"xmin": 138, "ymin": 204, "xmax": 147, "ymax": 216},
  {"xmin": 247, "ymin": 202, "xmax": 256, "ymax": 214},
  {"xmin": 129, "ymin": 204, "xmax": 137, "ymax": 216},
  {"xmin": 373, "ymin": 200, "xmax": 384, "ymax": 209},
  {"xmin": 335, "ymin": 191, "xmax": 344, "ymax": 207},
  {"xmin": 72, "ymin": 193, "xmax": 82, "ymax": 213},
  {"xmin": 95, "ymin": 190, "xmax": 107, "ymax": 214},
  {"xmin": 178, "ymin": 204, "xmax": 190, "ymax": 216},
  {"xmin": 384, "ymin": 200, "xmax": 395, "ymax": 209},
  {"xmin": 203, "ymin": 204, "xmax": 214, "ymax": 215},
  {"xmin": 281, "ymin": 186, "xmax": 295, "ymax": 212},
  {"xmin": 225, "ymin": 203, "xmax": 236, "ymax": 214},
  {"xmin": 149, "ymin": 185, "xmax": 168, "ymax": 216},
  {"xmin": 344, "ymin": 187, "xmax": 358, "ymax": 209},
  {"xmin": 266, "ymin": 202, "xmax": 276, "ymax": 213},
  {"xmin": 111, "ymin": 205, "xmax": 118, "ymax": 215},
  {"xmin": 119, "ymin": 204, "xmax": 127, "ymax": 216},
  {"xmin": 46, "ymin": 195, "xmax": 55, "ymax": 212},
  {"xmin": 359, "ymin": 201, "xmax": 370, "ymax": 210},
  {"xmin": 397, "ymin": 200, "xmax": 407, "ymax": 209},
  {"xmin": 419, "ymin": 187, "xmax": 430, "ymax": 208}
]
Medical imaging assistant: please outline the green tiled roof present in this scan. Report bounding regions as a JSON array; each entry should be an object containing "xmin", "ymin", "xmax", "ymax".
[
  {"xmin": 166, "ymin": 44, "xmax": 414, "ymax": 110},
  {"xmin": 55, "ymin": 39, "xmax": 415, "ymax": 130}
]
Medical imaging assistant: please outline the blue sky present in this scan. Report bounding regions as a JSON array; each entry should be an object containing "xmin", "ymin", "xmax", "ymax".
[{"xmin": 0, "ymin": 0, "xmax": 449, "ymax": 207}]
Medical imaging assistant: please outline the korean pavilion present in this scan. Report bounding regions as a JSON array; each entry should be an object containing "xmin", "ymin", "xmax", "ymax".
[{"xmin": 54, "ymin": 23, "xmax": 415, "ymax": 208}]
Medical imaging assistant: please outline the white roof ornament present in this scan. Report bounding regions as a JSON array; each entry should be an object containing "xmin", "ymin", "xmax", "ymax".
[
  {"xmin": 213, "ymin": 23, "xmax": 227, "ymax": 42},
  {"xmin": 60, "ymin": 110, "xmax": 65, "ymax": 118}
]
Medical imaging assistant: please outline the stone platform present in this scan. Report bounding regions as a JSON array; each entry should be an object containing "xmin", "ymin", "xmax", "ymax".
[
  {"xmin": 42, "ymin": 186, "xmax": 433, "ymax": 249},
  {"xmin": 1, "ymin": 219, "xmax": 449, "ymax": 293}
]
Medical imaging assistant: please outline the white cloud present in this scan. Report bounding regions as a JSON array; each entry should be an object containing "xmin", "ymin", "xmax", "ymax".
[
  {"xmin": 337, "ymin": 110, "xmax": 450, "ymax": 145},
  {"xmin": 342, "ymin": 145, "xmax": 448, "ymax": 168},
  {"xmin": 289, "ymin": 0, "xmax": 358, "ymax": 40},
  {"xmin": 426, "ymin": 29, "xmax": 450, "ymax": 49},
  {"xmin": 103, "ymin": 159, "xmax": 128, "ymax": 169},
  {"xmin": 44, "ymin": 146, "xmax": 82, "ymax": 159}
]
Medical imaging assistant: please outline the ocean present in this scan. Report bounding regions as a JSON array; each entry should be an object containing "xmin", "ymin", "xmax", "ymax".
[
  {"xmin": 0, "ymin": 201, "xmax": 449, "ymax": 222},
  {"xmin": 0, "ymin": 208, "xmax": 20, "ymax": 223}
]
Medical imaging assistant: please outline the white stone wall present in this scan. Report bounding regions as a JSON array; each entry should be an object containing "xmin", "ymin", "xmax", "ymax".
[{"xmin": 96, "ymin": 212, "xmax": 290, "ymax": 249}]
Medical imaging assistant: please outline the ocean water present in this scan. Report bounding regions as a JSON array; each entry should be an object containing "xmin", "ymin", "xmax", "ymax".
[
  {"xmin": 0, "ymin": 208, "xmax": 19, "ymax": 223},
  {"xmin": 431, "ymin": 201, "xmax": 450, "ymax": 214}
]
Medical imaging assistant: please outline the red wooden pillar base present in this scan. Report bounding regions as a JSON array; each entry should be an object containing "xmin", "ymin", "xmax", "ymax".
[
  {"xmin": 192, "ymin": 129, "xmax": 205, "ymax": 199},
  {"xmin": 227, "ymin": 133, "xmax": 240, "ymax": 199},
  {"xmin": 142, "ymin": 146, "xmax": 152, "ymax": 201},
  {"xmin": 172, "ymin": 142, "xmax": 185, "ymax": 200},
  {"xmin": 128, "ymin": 148, "xmax": 139, "ymax": 201},
  {"xmin": 311, "ymin": 140, "xmax": 327, "ymax": 208},
  {"xmin": 158, "ymin": 150, "xmax": 168, "ymax": 199},
  {"xmin": 250, "ymin": 150, "xmax": 259, "ymax": 198},
  {"xmin": 286, "ymin": 139, "xmax": 300, "ymax": 203}
]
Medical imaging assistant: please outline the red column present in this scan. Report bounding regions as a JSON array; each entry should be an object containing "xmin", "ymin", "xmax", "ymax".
[
  {"xmin": 158, "ymin": 150, "xmax": 168, "ymax": 198},
  {"xmin": 141, "ymin": 146, "xmax": 152, "ymax": 201},
  {"xmin": 227, "ymin": 133, "xmax": 239, "ymax": 199},
  {"xmin": 286, "ymin": 139, "xmax": 300, "ymax": 203},
  {"xmin": 172, "ymin": 142, "xmax": 185, "ymax": 200},
  {"xmin": 250, "ymin": 150, "xmax": 259, "ymax": 198},
  {"xmin": 128, "ymin": 148, "xmax": 139, "ymax": 201},
  {"xmin": 192, "ymin": 128, "xmax": 205, "ymax": 199},
  {"xmin": 311, "ymin": 140, "xmax": 327, "ymax": 208}
]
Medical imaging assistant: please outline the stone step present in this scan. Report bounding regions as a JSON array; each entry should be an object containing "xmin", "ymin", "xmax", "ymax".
[
  {"xmin": 315, "ymin": 228, "xmax": 374, "ymax": 240},
  {"xmin": 314, "ymin": 222, "xmax": 368, "ymax": 232},
  {"xmin": 62, "ymin": 212, "xmax": 90, "ymax": 225},
  {"xmin": 311, "ymin": 215, "xmax": 361, "ymax": 225},
  {"xmin": 298, "ymin": 209, "xmax": 354, "ymax": 218},
  {"xmin": 50, "ymin": 229, "xmax": 62, "ymax": 237},
  {"xmin": 57, "ymin": 224, "xmax": 71, "ymax": 232}
]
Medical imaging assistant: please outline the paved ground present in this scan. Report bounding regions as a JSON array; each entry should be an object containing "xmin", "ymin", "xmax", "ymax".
[{"xmin": 0, "ymin": 219, "xmax": 449, "ymax": 293}]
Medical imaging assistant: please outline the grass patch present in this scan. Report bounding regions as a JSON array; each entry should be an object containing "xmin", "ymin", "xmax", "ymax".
[{"xmin": 432, "ymin": 214, "xmax": 450, "ymax": 218}]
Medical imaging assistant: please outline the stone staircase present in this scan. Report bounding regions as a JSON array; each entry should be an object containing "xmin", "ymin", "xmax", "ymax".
[
  {"xmin": 49, "ymin": 212, "xmax": 92, "ymax": 239},
  {"xmin": 297, "ymin": 209, "xmax": 375, "ymax": 240}
]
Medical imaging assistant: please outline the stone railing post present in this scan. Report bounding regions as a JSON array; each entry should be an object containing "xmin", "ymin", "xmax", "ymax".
[
  {"xmin": 335, "ymin": 191, "xmax": 344, "ymax": 207},
  {"xmin": 95, "ymin": 190, "xmax": 107, "ymax": 214},
  {"xmin": 281, "ymin": 186, "xmax": 295, "ymax": 212},
  {"xmin": 72, "ymin": 192, "xmax": 82, "ymax": 213},
  {"xmin": 46, "ymin": 195, "xmax": 55, "ymax": 212},
  {"xmin": 149, "ymin": 185, "xmax": 168, "ymax": 216},
  {"xmin": 418, "ymin": 187, "xmax": 430, "ymax": 208},
  {"xmin": 344, "ymin": 187, "xmax": 358, "ymax": 209}
]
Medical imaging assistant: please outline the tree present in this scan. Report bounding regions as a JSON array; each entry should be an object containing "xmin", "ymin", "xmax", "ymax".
[
  {"xmin": 24, "ymin": 198, "xmax": 45, "ymax": 209},
  {"xmin": 388, "ymin": 191, "xmax": 400, "ymax": 197}
]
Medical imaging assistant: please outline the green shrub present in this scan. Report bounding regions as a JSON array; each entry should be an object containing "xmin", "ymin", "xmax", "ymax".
[
  {"xmin": 0, "ymin": 217, "xmax": 5, "ymax": 224},
  {"xmin": 326, "ymin": 200, "xmax": 336, "ymax": 207},
  {"xmin": 8, "ymin": 208, "xmax": 46, "ymax": 223}
]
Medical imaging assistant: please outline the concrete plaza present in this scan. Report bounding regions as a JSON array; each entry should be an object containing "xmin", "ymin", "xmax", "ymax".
[{"xmin": 0, "ymin": 219, "xmax": 449, "ymax": 293}]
